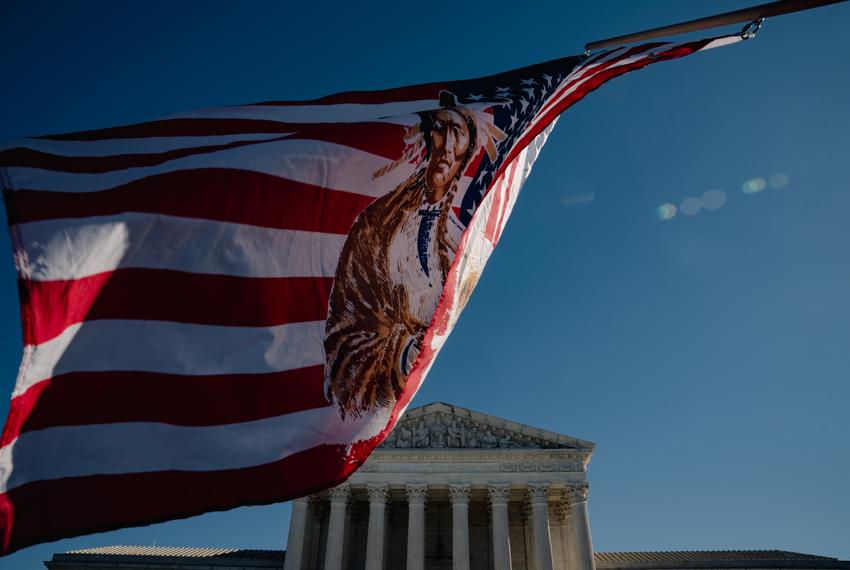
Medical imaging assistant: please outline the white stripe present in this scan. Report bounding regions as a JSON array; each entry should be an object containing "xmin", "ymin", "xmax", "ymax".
[
  {"xmin": 528, "ymin": 38, "xmax": 740, "ymax": 138},
  {"xmin": 569, "ymin": 46, "xmax": 629, "ymax": 80},
  {"xmin": 0, "ymin": 132, "xmax": 290, "ymax": 157},
  {"xmin": 169, "ymin": 99, "xmax": 439, "ymax": 123},
  {"xmin": 498, "ymin": 147, "xmax": 532, "ymax": 240},
  {"xmin": 16, "ymin": 213, "xmax": 344, "ymax": 281},
  {"xmin": 15, "ymin": 319, "xmax": 326, "ymax": 396},
  {"xmin": 700, "ymin": 35, "xmax": 742, "ymax": 51},
  {"xmin": 0, "ymin": 404, "xmax": 392, "ymax": 493},
  {"xmin": 525, "ymin": 44, "xmax": 661, "ymax": 135},
  {"xmin": 5, "ymin": 137, "xmax": 414, "ymax": 199},
  {"xmin": 515, "ymin": 120, "xmax": 556, "ymax": 191}
]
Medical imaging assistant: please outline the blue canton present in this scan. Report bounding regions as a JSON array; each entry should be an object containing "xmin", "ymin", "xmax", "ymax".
[{"xmin": 445, "ymin": 56, "xmax": 583, "ymax": 226}]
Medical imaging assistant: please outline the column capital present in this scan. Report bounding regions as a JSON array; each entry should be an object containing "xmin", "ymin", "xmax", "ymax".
[
  {"xmin": 526, "ymin": 482, "xmax": 550, "ymax": 505},
  {"xmin": 406, "ymin": 483, "xmax": 429, "ymax": 504},
  {"xmin": 553, "ymin": 499, "xmax": 573, "ymax": 523},
  {"xmin": 449, "ymin": 483, "xmax": 471, "ymax": 505},
  {"xmin": 328, "ymin": 483, "xmax": 351, "ymax": 504},
  {"xmin": 309, "ymin": 494, "xmax": 326, "ymax": 517},
  {"xmin": 488, "ymin": 482, "xmax": 511, "ymax": 505},
  {"xmin": 567, "ymin": 482, "xmax": 589, "ymax": 504},
  {"xmin": 367, "ymin": 483, "xmax": 389, "ymax": 504}
]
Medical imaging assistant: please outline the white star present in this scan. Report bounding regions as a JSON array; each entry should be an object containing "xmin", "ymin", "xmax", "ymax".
[
  {"xmin": 495, "ymin": 86, "xmax": 511, "ymax": 95},
  {"xmin": 519, "ymin": 98, "xmax": 530, "ymax": 112},
  {"xmin": 542, "ymin": 73, "xmax": 553, "ymax": 85},
  {"xmin": 523, "ymin": 87, "xmax": 536, "ymax": 98},
  {"xmin": 521, "ymin": 78, "xmax": 536, "ymax": 86},
  {"xmin": 509, "ymin": 113, "xmax": 519, "ymax": 128},
  {"xmin": 467, "ymin": 93, "xmax": 484, "ymax": 101}
]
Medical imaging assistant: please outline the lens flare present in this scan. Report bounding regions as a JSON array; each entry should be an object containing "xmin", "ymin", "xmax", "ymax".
[
  {"xmin": 742, "ymin": 177, "xmax": 767, "ymax": 194},
  {"xmin": 561, "ymin": 191, "xmax": 596, "ymax": 207},
  {"xmin": 769, "ymin": 173, "xmax": 790, "ymax": 189},
  {"xmin": 702, "ymin": 189, "xmax": 727, "ymax": 210},
  {"xmin": 680, "ymin": 197, "xmax": 702, "ymax": 216},
  {"xmin": 657, "ymin": 203, "xmax": 677, "ymax": 220}
]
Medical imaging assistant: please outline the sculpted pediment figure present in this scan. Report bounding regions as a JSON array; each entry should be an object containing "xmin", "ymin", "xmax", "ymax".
[{"xmin": 377, "ymin": 402, "xmax": 594, "ymax": 451}]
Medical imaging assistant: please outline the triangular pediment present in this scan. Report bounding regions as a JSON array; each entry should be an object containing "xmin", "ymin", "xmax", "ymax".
[{"xmin": 379, "ymin": 402, "xmax": 595, "ymax": 451}]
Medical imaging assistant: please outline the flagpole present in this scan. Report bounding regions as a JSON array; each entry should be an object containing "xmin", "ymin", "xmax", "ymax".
[{"xmin": 584, "ymin": 0, "xmax": 848, "ymax": 52}]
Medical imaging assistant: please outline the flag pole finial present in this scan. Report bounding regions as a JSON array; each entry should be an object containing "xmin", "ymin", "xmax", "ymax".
[
  {"xmin": 584, "ymin": 0, "xmax": 847, "ymax": 52},
  {"xmin": 740, "ymin": 17, "xmax": 765, "ymax": 40}
]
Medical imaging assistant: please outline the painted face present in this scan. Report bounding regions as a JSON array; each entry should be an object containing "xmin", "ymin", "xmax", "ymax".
[{"xmin": 425, "ymin": 109, "xmax": 471, "ymax": 200}]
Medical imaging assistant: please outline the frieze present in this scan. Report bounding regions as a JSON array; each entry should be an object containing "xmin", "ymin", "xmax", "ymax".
[
  {"xmin": 358, "ymin": 450, "xmax": 588, "ymax": 475},
  {"xmin": 357, "ymin": 462, "xmax": 505, "ymax": 473},
  {"xmin": 373, "ymin": 450, "xmax": 585, "ymax": 461},
  {"xmin": 499, "ymin": 461, "xmax": 584, "ymax": 473}
]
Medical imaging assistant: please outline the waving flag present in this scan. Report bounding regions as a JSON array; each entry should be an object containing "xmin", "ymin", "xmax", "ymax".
[{"xmin": 0, "ymin": 35, "xmax": 740, "ymax": 554}]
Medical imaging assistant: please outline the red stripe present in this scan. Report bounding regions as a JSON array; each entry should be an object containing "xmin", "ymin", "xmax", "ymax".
[
  {"xmin": 495, "ymin": 40, "xmax": 710, "ymax": 189},
  {"xmin": 2, "ymin": 122, "xmax": 406, "ymax": 171},
  {"xmin": 34, "ymin": 117, "xmax": 408, "ymax": 144},
  {"xmin": 536, "ymin": 43, "xmax": 665, "ymax": 118},
  {"xmin": 25, "ymin": 270, "xmax": 333, "ymax": 345},
  {"xmin": 483, "ymin": 169, "xmax": 506, "ymax": 244},
  {"xmin": 10, "ymin": 168, "xmax": 375, "ymax": 232},
  {"xmin": 483, "ymin": 157, "xmax": 520, "ymax": 245},
  {"xmin": 0, "ymin": 441, "xmax": 363, "ymax": 556},
  {"xmin": 37, "ymin": 118, "xmax": 311, "ymax": 142},
  {"xmin": 463, "ymin": 148, "xmax": 485, "ymax": 178},
  {"xmin": 494, "ymin": 158, "xmax": 520, "ymax": 245},
  {"xmin": 1, "ymin": 365, "xmax": 327, "ymax": 445}
]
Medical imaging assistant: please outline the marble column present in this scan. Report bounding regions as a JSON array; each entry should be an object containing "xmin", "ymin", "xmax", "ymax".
[
  {"xmin": 284, "ymin": 497, "xmax": 311, "ymax": 570},
  {"xmin": 568, "ymin": 484, "xmax": 595, "ymax": 570},
  {"xmin": 324, "ymin": 483, "xmax": 350, "ymax": 570},
  {"xmin": 555, "ymin": 500, "xmax": 576, "ymax": 570},
  {"xmin": 449, "ymin": 483, "xmax": 472, "ymax": 570},
  {"xmin": 365, "ymin": 484, "xmax": 389, "ymax": 570},
  {"xmin": 406, "ymin": 483, "xmax": 428, "ymax": 570},
  {"xmin": 488, "ymin": 483, "xmax": 512, "ymax": 570},
  {"xmin": 522, "ymin": 502, "xmax": 536, "ymax": 570},
  {"xmin": 526, "ymin": 483, "xmax": 553, "ymax": 570}
]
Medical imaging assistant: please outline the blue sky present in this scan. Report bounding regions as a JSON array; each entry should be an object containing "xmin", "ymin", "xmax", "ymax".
[{"xmin": 2, "ymin": 1, "xmax": 849, "ymax": 568}]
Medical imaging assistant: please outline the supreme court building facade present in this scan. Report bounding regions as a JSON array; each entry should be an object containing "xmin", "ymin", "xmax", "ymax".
[
  {"xmin": 45, "ymin": 402, "xmax": 850, "ymax": 570},
  {"xmin": 282, "ymin": 402, "xmax": 596, "ymax": 570}
]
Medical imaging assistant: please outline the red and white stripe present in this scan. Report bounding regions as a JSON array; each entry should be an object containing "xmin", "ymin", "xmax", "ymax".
[{"xmin": 0, "ymin": 35, "xmax": 739, "ymax": 555}]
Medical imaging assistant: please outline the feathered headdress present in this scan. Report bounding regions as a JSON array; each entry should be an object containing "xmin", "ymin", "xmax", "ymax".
[{"xmin": 372, "ymin": 90, "xmax": 508, "ymax": 180}]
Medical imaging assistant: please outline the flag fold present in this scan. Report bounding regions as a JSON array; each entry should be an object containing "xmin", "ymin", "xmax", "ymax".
[{"xmin": 0, "ymin": 35, "xmax": 739, "ymax": 554}]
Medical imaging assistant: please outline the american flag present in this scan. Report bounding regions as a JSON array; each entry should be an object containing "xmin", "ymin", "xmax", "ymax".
[{"xmin": 0, "ymin": 36, "xmax": 739, "ymax": 554}]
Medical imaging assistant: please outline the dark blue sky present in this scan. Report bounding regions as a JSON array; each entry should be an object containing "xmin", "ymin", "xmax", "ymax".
[{"xmin": 2, "ymin": 1, "xmax": 849, "ymax": 568}]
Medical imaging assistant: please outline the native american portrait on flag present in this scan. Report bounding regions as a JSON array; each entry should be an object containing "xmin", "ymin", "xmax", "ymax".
[
  {"xmin": 325, "ymin": 94, "xmax": 506, "ymax": 419},
  {"xmin": 0, "ymin": 35, "xmax": 740, "ymax": 554}
]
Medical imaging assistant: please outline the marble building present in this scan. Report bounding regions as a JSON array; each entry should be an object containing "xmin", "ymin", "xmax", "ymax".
[
  {"xmin": 44, "ymin": 402, "xmax": 850, "ymax": 570},
  {"xmin": 282, "ymin": 402, "xmax": 596, "ymax": 570}
]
